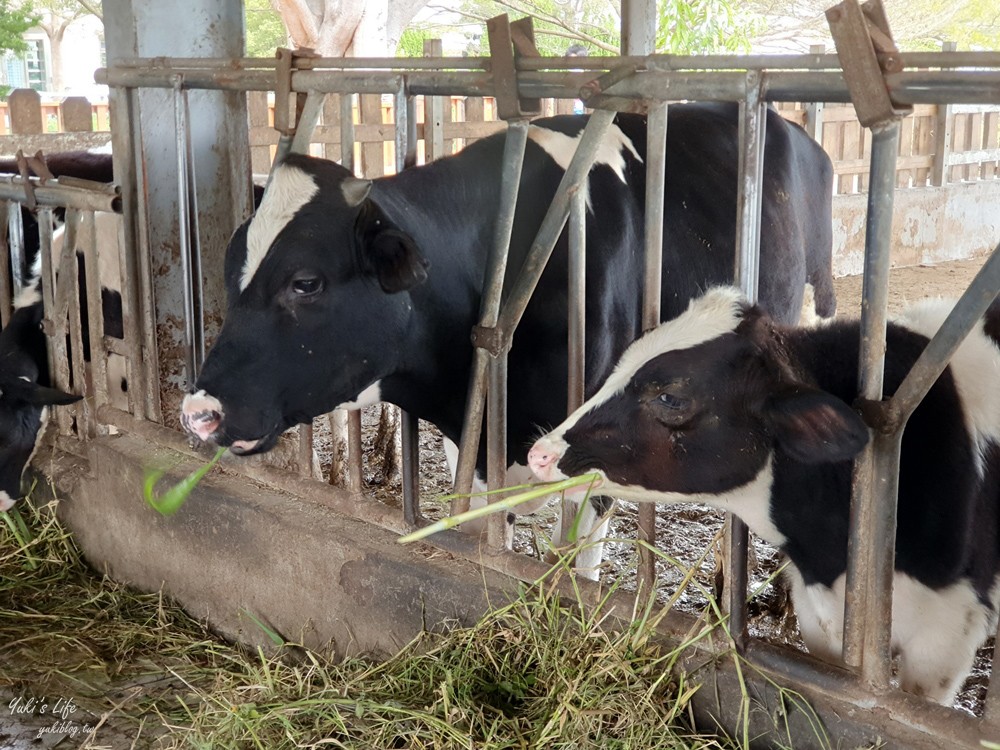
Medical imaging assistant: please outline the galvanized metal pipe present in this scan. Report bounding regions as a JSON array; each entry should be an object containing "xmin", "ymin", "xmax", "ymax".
[
  {"xmin": 723, "ymin": 74, "xmax": 767, "ymax": 644},
  {"xmin": 486, "ymin": 353, "xmax": 509, "ymax": 550},
  {"xmin": 890, "ymin": 240, "xmax": 1000, "ymax": 423},
  {"xmin": 562, "ymin": 187, "xmax": 587, "ymax": 548},
  {"xmin": 5, "ymin": 202, "xmax": 24, "ymax": 299},
  {"xmin": 634, "ymin": 101, "xmax": 669, "ymax": 595},
  {"xmin": 452, "ymin": 121, "xmax": 530, "ymax": 514},
  {"xmin": 842, "ymin": 121, "xmax": 902, "ymax": 684},
  {"xmin": 173, "ymin": 80, "xmax": 203, "ymax": 386},
  {"xmin": 493, "ymin": 110, "xmax": 616, "ymax": 344},
  {"xmin": 96, "ymin": 65, "xmax": 1000, "ymax": 108},
  {"xmin": 81, "ymin": 211, "xmax": 108, "ymax": 431},
  {"xmin": 106, "ymin": 49, "xmax": 1000, "ymax": 73},
  {"xmin": 0, "ymin": 178, "xmax": 119, "ymax": 214}
]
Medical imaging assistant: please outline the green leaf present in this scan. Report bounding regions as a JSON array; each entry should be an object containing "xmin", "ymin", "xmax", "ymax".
[{"xmin": 143, "ymin": 447, "xmax": 226, "ymax": 516}]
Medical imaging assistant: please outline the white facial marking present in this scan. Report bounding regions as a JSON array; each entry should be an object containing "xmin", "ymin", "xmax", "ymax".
[
  {"xmin": 548, "ymin": 286, "xmax": 745, "ymax": 444},
  {"xmin": 527, "ymin": 122, "xmax": 642, "ymax": 209},
  {"xmin": 240, "ymin": 164, "xmax": 319, "ymax": 291},
  {"xmin": 787, "ymin": 568, "xmax": 992, "ymax": 705},
  {"xmin": 0, "ymin": 490, "xmax": 13, "ymax": 512},
  {"xmin": 14, "ymin": 250, "xmax": 43, "ymax": 310},
  {"xmin": 336, "ymin": 380, "xmax": 382, "ymax": 411},
  {"xmin": 895, "ymin": 297, "xmax": 1000, "ymax": 477}
]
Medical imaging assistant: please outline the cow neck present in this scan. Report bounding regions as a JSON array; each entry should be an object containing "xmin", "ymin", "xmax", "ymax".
[{"xmin": 367, "ymin": 161, "xmax": 502, "ymax": 445}]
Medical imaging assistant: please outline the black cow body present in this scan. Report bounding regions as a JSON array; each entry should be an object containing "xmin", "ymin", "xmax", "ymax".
[
  {"xmin": 181, "ymin": 105, "xmax": 835, "ymax": 571},
  {"xmin": 529, "ymin": 287, "xmax": 1000, "ymax": 703}
]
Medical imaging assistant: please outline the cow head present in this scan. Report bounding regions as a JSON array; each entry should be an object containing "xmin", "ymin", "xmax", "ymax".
[
  {"xmin": 181, "ymin": 154, "xmax": 429, "ymax": 454},
  {"xmin": 528, "ymin": 288, "xmax": 868, "ymax": 522},
  {"xmin": 0, "ymin": 302, "xmax": 80, "ymax": 510}
]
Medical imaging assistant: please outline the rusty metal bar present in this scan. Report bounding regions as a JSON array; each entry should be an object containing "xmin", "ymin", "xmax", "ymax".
[
  {"xmin": 401, "ymin": 410, "xmax": 421, "ymax": 526},
  {"xmin": 107, "ymin": 84, "xmax": 155, "ymax": 423},
  {"xmin": 842, "ymin": 121, "xmax": 901, "ymax": 685},
  {"xmin": 40, "ymin": 208, "xmax": 72, "ymax": 435},
  {"xmin": 492, "ymin": 110, "xmax": 616, "ymax": 345},
  {"xmin": 0, "ymin": 178, "xmax": 119, "ymax": 214},
  {"xmin": 96, "ymin": 65, "xmax": 1000, "ymax": 107},
  {"xmin": 81, "ymin": 211, "xmax": 108, "ymax": 432},
  {"xmin": 452, "ymin": 120, "xmax": 530, "ymax": 514},
  {"xmin": 103, "ymin": 49, "xmax": 1000, "ymax": 73}
]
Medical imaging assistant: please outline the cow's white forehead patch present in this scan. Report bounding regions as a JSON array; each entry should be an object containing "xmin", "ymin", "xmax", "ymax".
[
  {"xmin": 528, "ymin": 122, "xmax": 642, "ymax": 208},
  {"xmin": 549, "ymin": 286, "xmax": 746, "ymax": 440},
  {"xmin": 240, "ymin": 164, "xmax": 319, "ymax": 291},
  {"xmin": 14, "ymin": 251, "xmax": 43, "ymax": 310}
]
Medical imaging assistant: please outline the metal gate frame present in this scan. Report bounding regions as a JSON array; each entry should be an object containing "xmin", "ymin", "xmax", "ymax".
[{"xmin": 80, "ymin": 5, "xmax": 1000, "ymax": 745}]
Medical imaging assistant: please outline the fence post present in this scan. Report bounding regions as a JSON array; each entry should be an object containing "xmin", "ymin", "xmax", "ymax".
[
  {"xmin": 61, "ymin": 96, "xmax": 94, "ymax": 132},
  {"xmin": 931, "ymin": 41, "xmax": 957, "ymax": 187},
  {"xmin": 8, "ymin": 88, "xmax": 42, "ymax": 134},
  {"xmin": 423, "ymin": 39, "xmax": 447, "ymax": 161},
  {"xmin": 805, "ymin": 45, "xmax": 826, "ymax": 144}
]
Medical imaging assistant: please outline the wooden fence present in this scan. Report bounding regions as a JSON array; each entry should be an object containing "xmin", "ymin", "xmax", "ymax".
[{"xmin": 0, "ymin": 86, "xmax": 996, "ymax": 197}]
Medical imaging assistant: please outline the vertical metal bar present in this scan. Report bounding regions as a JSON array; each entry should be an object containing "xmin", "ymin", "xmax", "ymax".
[
  {"xmin": 81, "ymin": 211, "xmax": 108, "ymax": 428},
  {"xmin": 0, "ymin": 204, "xmax": 11, "ymax": 326},
  {"xmin": 394, "ymin": 81, "xmax": 421, "ymax": 522},
  {"xmin": 637, "ymin": 101, "xmax": 669, "ymax": 596},
  {"xmin": 401, "ymin": 410, "xmax": 421, "ymax": 525},
  {"xmin": 724, "ymin": 73, "xmax": 767, "ymax": 645},
  {"xmin": 394, "ymin": 85, "xmax": 408, "ymax": 173},
  {"xmin": 842, "ymin": 121, "xmax": 902, "ymax": 687},
  {"xmin": 108, "ymin": 84, "xmax": 153, "ymax": 422},
  {"xmin": 486, "ymin": 353, "xmax": 508, "ymax": 549},
  {"xmin": 39, "ymin": 208, "xmax": 68, "ymax": 431},
  {"xmin": 340, "ymin": 94, "xmax": 355, "ymax": 173},
  {"xmin": 561, "ymin": 187, "xmax": 586, "ymax": 546},
  {"xmin": 405, "ymin": 94, "xmax": 418, "ymax": 167},
  {"xmin": 452, "ymin": 120, "xmax": 530, "ymax": 513},
  {"xmin": 7, "ymin": 202, "xmax": 25, "ymax": 299},
  {"xmin": 173, "ymin": 78, "xmax": 201, "ymax": 388}
]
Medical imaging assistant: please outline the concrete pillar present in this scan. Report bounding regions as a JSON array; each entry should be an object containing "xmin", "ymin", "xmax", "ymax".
[{"xmin": 102, "ymin": 0, "xmax": 251, "ymax": 421}]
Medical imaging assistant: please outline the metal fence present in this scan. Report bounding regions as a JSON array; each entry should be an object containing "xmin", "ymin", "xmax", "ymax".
[{"xmin": 3, "ymin": 11, "xmax": 1000, "ymax": 745}]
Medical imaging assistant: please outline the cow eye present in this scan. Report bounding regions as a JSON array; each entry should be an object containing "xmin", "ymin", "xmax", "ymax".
[
  {"xmin": 656, "ymin": 392, "xmax": 687, "ymax": 410},
  {"xmin": 291, "ymin": 276, "xmax": 324, "ymax": 296}
]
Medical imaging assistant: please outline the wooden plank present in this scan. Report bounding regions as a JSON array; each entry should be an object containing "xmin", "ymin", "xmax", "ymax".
[
  {"xmin": 321, "ymin": 93, "xmax": 341, "ymax": 162},
  {"xmin": 247, "ymin": 91, "xmax": 272, "ymax": 173},
  {"xmin": 61, "ymin": 97, "xmax": 94, "ymax": 132},
  {"xmin": 359, "ymin": 94, "xmax": 384, "ymax": 178},
  {"xmin": 464, "ymin": 96, "xmax": 485, "ymax": 147},
  {"xmin": 839, "ymin": 119, "xmax": 861, "ymax": 194},
  {"xmin": 0, "ymin": 132, "xmax": 111, "ymax": 154},
  {"xmin": 914, "ymin": 111, "xmax": 934, "ymax": 186},
  {"xmin": 983, "ymin": 111, "xmax": 999, "ymax": 179},
  {"xmin": 825, "ymin": 118, "xmax": 845, "ymax": 195},
  {"xmin": 932, "ymin": 102, "xmax": 953, "ymax": 186},
  {"xmin": 897, "ymin": 114, "xmax": 914, "ymax": 188}
]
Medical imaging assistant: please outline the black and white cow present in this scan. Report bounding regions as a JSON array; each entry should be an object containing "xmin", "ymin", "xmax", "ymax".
[
  {"xmin": 528, "ymin": 286, "xmax": 1000, "ymax": 703},
  {"xmin": 180, "ymin": 104, "xmax": 835, "ymax": 571},
  {"xmin": 0, "ymin": 151, "xmax": 121, "ymax": 511}
]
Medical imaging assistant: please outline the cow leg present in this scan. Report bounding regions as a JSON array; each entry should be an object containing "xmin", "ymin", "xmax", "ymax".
[
  {"xmin": 892, "ymin": 576, "xmax": 990, "ymax": 704},
  {"xmin": 549, "ymin": 495, "xmax": 614, "ymax": 581},
  {"xmin": 785, "ymin": 567, "xmax": 846, "ymax": 665}
]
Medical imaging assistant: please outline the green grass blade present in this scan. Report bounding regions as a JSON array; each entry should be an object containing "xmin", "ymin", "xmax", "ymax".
[
  {"xmin": 398, "ymin": 473, "xmax": 601, "ymax": 544},
  {"xmin": 2, "ymin": 507, "xmax": 38, "ymax": 570},
  {"xmin": 143, "ymin": 447, "xmax": 226, "ymax": 516}
]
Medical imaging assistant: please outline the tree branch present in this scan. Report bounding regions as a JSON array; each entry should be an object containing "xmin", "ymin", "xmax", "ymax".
[{"xmin": 75, "ymin": 0, "xmax": 102, "ymax": 19}]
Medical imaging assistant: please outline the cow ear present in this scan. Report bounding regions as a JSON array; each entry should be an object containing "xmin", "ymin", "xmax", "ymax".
[
  {"xmin": 26, "ymin": 384, "xmax": 82, "ymax": 406},
  {"xmin": 367, "ymin": 229, "xmax": 430, "ymax": 293},
  {"xmin": 765, "ymin": 387, "xmax": 869, "ymax": 464}
]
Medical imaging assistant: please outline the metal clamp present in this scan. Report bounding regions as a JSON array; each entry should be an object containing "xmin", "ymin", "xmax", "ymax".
[
  {"xmin": 486, "ymin": 15, "xmax": 541, "ymax": 120},
  {"xmin": 273, "ymin": 47, "xmax": 318, "ymax": 137},
  {"xmin": 826, "ymin": 0, "xmax": 912, "ymax": 128}
]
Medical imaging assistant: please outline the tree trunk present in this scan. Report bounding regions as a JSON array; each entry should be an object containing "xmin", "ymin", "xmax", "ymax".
[
  {"xmin": 270, "ymin": 0, "xmax": 429, "ymax": 57},
  {"xmin": 49, "ymin": 25, "xmax": 68, "ymax": 92}
]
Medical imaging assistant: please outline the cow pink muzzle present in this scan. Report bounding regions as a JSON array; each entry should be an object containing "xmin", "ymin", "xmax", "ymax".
[
  {"xmin": 528, "ymin": 436, "xmax": 566, "ymax": 482},
  {"xmin": 180, "ymin": 390, "xmax": 223, "ymax": 443}
]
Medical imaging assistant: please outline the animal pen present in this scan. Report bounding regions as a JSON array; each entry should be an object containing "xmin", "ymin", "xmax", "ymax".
[{"xmin": 1, "ymin": 0, "xmax": 1000, "ymax": 746}]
